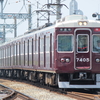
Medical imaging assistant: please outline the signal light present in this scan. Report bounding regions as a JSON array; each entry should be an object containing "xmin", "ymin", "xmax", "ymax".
[
  {"xmin": 61, "ymin": 58, "xmax": 70, "ymax": 63},
  {"xmin": 61, "ymin": 58, "xmax": 65, "ymax": 63},
  {"xmin": 66, "ymin": 58, "xmax": 70, "ymax": 63},
  {"xmin": 96, "ymin": 58, "xmax": 100, "ymax": 63}
]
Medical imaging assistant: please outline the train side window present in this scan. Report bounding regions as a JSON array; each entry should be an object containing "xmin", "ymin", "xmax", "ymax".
[
  {"xmin": 57, "ymin": 35, "xmax": 73, "ymax": 52},
  {"xmin": 93, "ymin": 35, "xmax": 100, "ymax": 52},
  {"xmin": 77, "ymin": 35, "xmax": 88, "ymax": 52}
]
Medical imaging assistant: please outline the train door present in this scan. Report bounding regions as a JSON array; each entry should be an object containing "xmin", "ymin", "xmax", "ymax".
[{"xmin": 75, "ymin": 29, "xmax": 91, "ymax": 70}]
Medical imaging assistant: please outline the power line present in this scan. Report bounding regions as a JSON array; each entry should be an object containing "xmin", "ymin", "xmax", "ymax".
[{"xmin": 3, "ymin": 0, "xmax": 8, "ymax": 10}]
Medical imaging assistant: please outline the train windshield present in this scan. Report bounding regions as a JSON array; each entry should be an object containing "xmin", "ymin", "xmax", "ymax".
[
  {"xmin": 77, "ymin": 34, "xmax": 88, "ymax": 52},
  {"xmin": 93, "ymin": 35, "xmax": 100, "ymax": 52},
  {"xmin": 57, "ymin": 35, "xmax": 73, "ymax": 52}
]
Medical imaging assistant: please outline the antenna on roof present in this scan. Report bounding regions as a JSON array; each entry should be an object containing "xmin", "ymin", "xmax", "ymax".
[{"xmin": 92, "ymin": 12, "xmax": 100, "ymax": 20}]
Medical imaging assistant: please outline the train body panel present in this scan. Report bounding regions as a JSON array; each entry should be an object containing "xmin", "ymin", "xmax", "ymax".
[{"xmin": 0, "ymin": 15, "xmax": 100, "ymax": 88}]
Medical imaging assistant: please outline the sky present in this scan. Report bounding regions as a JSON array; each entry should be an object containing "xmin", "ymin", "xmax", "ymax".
[{"xmin": 0, "ymin": 0, "xmax": 100, "ymax": 39}]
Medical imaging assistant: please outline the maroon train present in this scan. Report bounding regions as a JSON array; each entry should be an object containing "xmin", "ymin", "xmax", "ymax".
[{"xmin": 0, "ymin": 15, "xmax": 100, "ymax": 88}]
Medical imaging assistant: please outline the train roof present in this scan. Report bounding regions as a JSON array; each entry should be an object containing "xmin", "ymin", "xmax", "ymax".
[
  {"xmin": 1, "ymin": 15, "xmax": 100, "ymax": 47},
  {"xmin": 55, "ymin": 15, "xmax": 100, "ymax": 27}
]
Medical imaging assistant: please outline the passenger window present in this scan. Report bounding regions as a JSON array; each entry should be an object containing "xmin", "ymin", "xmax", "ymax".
[
  {"xmin": 77, "ymin": 35, "xmax": 88, "ymax": 52},
  {"xmin": 57, "ymin": 35, "xmax": 73, "ymax": 52},
  {"xmin": 93, "ymin": 35, "xmax": 100, "ymax": 52}
]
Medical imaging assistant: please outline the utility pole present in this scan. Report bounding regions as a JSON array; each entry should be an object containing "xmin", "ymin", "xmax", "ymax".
[
  {"xmin": 3, "ymin": 25, "xmax": 5, "ymax": 42},
  {"xmin": 28, "ymin": 5, "xmax": 32, "ymax": 30},
  {"xmin": 35, "ymin": 0, "xmax": 66, "ymax": 27},
  {"xmin": 0, "ymin": 1, "xmax": 32, "ymax": 42},
  {"xmin": 56, "ymin": 0, "xmax": 61, "ymax": 20},
  {"xmin": 0, "ymin": 0, "xmax": 3, "ymax": 18},
  {"xmin": 14, "ymin": 17, "xmax": 17, "ymax": 38}
]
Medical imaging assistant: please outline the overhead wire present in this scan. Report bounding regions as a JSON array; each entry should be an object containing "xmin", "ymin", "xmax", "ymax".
[{"xmin": 3, "ymin": 0, "xmax": 8, "ymax": 10}]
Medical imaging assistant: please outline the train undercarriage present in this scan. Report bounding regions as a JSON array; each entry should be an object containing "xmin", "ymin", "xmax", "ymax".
[
  {"xmin": 0, "ymin": 69, "xmax": 100, "ymax": 89},
  {"xmin": 0, "ymin": 69, "xmax": 58, "ymax": 86}
]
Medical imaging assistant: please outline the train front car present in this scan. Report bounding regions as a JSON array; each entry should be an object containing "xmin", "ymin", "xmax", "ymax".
[{"xmin": 55, "ymin": 15, "xmax": 100, "ymax": 88}]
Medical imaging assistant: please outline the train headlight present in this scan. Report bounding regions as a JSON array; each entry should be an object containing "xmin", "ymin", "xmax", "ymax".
[
  {"xmin": 78, "ymin": 22, "xmax": 83, "ymax": 26},
  {"xmin": 66, "ymin": 58, "xmax": 70, "ymax": 63},
  {"xmin": 61, "ymin": 58, "xmax": 65, "ymax": 63},
  {"xmin": 83, "ymin": 22, "xmax": 87, "ymax": 26},
  {"xmin": 96, "ymin": 58, "xmax": 100, "ymax": 63},
  {"xmin": 78, "ymin": 21, "xmax": 88, "ymax": 26}
]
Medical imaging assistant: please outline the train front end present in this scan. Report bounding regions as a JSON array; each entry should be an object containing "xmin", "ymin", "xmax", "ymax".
[{"xmin": 54, "ymin": 15, "xmax": 100, "ymax": 88}]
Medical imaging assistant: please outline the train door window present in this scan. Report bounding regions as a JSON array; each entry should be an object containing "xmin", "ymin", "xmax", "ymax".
[
  {"xmin": 17, "ymin": 42, "xmax": 19, "ymax": 66},
  {"xmin": 2, "ymin": 48, "xmax": 4, "ymax": 66},
  {"xmin": 29, "ymin": 38, "xmax": 32, "ymax": 66},
  {"xmin": 3, "ymin": 48, "xmax": 4, "ymax": 66},
  {"xmin": 2, "ymin": 48, "xmax": 3, "ymax": 66},
  {"xmin": 44, "ymin": 35, "xmax": 46, "ymax": 67},
  {"xmin": 50, "ymin": 34, "xmax": 52, "ymax": 68},
  {"xmin": 15, "ymin": 43, "xmax": 17, "ymax": 65},
  {"xmin": 93, "ymin": 35, "xmax": 100, "ymax": 52},
  {"xmin": 21, "ymin": 41, "xmax": 24, "ymax": 66},
  {"xmin": 0, "ymin": 49, "xmax": 1, "ymax": 66},
  {"xmin": 11, "ymin": 45, "xmax": 13, "ymax": 66},
  {"xmin": 4, "ymin": 47, "xmax": 6, "ymax": 66},
  {"xmin": 40, "ymin": 37, "xmax": 44, "ymax": 67},
  {"xmin": 10, "ymin": 45, "xmax": 11, "ymax": 66},
  {"xmin": 35, "ymin": 34, "xmax": 37, "ymax": 52},
  {"xmin": 57, "ymin": 35, "xmax": 73, "ymax": 52},
  {"xmin": 25, "ymin": 41, "xmax": 27, "ymax": 66},
  {"xmin": 19, "ymin": 42, "xmax": 21, "ymax": 65},
  {"xmin": 16, "ymin": 43, "xmax": 18, "ymax": 66},
  {"xmin": 38, "ymin": 37, "xmax": 40, "ymax": 67},
  {"xmin": 8, "ymin": 46, "xmax": 9, "ymax": 66},
  {"xmin": 13, "ymin": 44, "xmax": 15, "ymax": 65},
  {"xmin": 24, "ymin": 41, "xmax": 25, "ymax": 66},
  {"xmin": 35, "ymin": 34, "xmax": 38, "ymax": 66},
  {"xmin": 4, "ymin": 48, "xmax": 5, "ymax": 66},
  {"xmin": 1, "ymin": 49, "xmax": 3, "ymax": 66},
  {"xmin": 5, "ymin": 46, "xmax": 7, "ymax": 66},
  {"xmin": 32, "ymin": 38, "xmax": 34, "ymax": 66},
  {"xmin": 28, "ymin": 40, "xmax": 29, "ymax": 66},
  {"xmin": 77, "ymin": 34, "xmax": 88, "ymax": 52},
  {"xmin": 46, "ymin": 35, "xmax": 50, "ymax": 68}
]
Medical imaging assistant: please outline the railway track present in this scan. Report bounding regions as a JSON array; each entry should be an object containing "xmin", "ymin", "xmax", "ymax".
[
  {"xmin": 1, "ymin": 78, "xmax": 100, "ymax": 100},
  {"xmin": 46, "ymin": 87, "xmax": 100, "ymax": 100},
  {"xmin": 33, "ymin": 82, "xmax": 100, "ymax": 100},
  {"xmin": 67, "ymin": 91, "xmax": 100, "ymax": 100},
  {"xmin": 0, "ymin": 84, "xmax": 37, "ymax": 100}
]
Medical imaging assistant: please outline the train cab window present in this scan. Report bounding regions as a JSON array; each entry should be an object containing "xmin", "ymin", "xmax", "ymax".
[
  {"xmin": 57, "ymin": 35, "xmax": 73, "ymax": 52},
  {"xmin": 93, "ymin": 35, "xmax": 100, "ymax": 52},
  {"xmin": 77, "ymin": 35, "xmax": 88, "ymax": 52}
]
